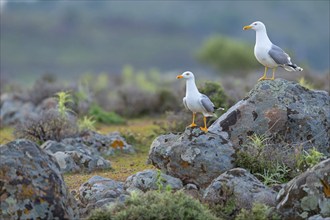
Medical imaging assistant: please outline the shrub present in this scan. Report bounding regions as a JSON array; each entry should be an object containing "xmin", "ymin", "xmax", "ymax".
[
  {"xmin": 235, "ymin": 134, "xmax": 292, "ymax": 185},
  {"xmin": 14, "ymin": 109, "xmax": 79, "ymax": 144},
  {"xmin": 88, "ymin": 191, "xmax": 218, "ymax": 220},
  {"xmin": 197, "ymin": 35, "xmax": 258, "ymax": 74},
  {"xmin": 78, "ymin": 116, "xmax": 96, "ymax": 132},
  {"xmin": 88, "ymin": 104, "xmax": 126, "ymax": 125},
  {"xmin": 199, "ymin": 81, "xmax": 228, "ymax": 110},
  {"xmin": 235, "ymin": 203, "xmax": 280, "ymax": 220}
]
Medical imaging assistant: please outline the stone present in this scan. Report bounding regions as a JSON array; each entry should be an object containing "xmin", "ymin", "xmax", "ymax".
[
  {"xmin": 124, "ymin": 169, "xmax": 183, "ymax": 192},
  {"xmin": 148, "ymin": 127, "xmax": 235, "ymax": 188},
  {"xmin": 209, "ymin": 79, "xmax": 330, "ymax": 156},
  {"xmin": 0, "ymin": 93, "xmax": 36, "ymax": 126},
  {"xmin": 276, "ymin": 158, "xmax": 330, "ymax": 220},
  {"xmin": 62, "ymin": 131, "xmax": 135, "ymax": 156},
  {"xmin": 203, "ymin": 168, "xmax": 277, "ymax": 210},
  {"xmin": 41, "ymin": 140, "xmax": 111, "ymax": 173},
  {"xmin": 78, "ymin": 176, "xmax": 127, "ymax": 217},
  {"xmin": 0, "ymin": 139, "xmax": 79, "ymax": 219}
]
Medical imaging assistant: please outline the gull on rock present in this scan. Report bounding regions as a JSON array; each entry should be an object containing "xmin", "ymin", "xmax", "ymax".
[
  {"xmin": 176, "ymin": 71, "xmax": 216, "ymax": 132},
  {"xmin": 243, "ymin": 21, "xmax": 303, "ymax": 81}
]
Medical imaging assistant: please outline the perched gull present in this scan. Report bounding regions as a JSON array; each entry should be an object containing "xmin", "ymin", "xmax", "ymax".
[
  {"xmin": 243, "ymin": 21, "xmax": 303, "ymax": 81},
  {"xmin": 176, "ymin": 71, "xmax": 215, "ymax": 132}
]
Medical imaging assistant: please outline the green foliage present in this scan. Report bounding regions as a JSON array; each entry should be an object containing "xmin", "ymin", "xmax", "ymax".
[
  {"xmin": 255, "ymin": 163, "xmax": 290, "ymax": 186},
  {"xmin": 197, "ymin": 35, "xmax": 258, "ymax": 73},
  {"xmin": 56, "ymin": 91, "xmax": 74, "ymax": 118},
  {"xmin": 236, "ymin": 134, "xmax": 291, "ymax": 186},
  {"xmin": 155, "ymin": 170, "xmax": 172, "ymax": 192},
  {"xmin": 88, "ymin": 191, "xmax": 218, "ymax": 220},
  {"xmin": 235, "ymin": 203, "xmax": 280, "ymax": 220},
  {"xmin": 88, "ymin": 105, "xmax": 126, "ymax": 125},
  {"xmin": 78, "ymin": 116, "xmax": 96, "ymax": 132},
  {"xmin": 296, "ymin": 147, "xmax": 324, "ymax": 170},
  {"xmin": 298, "ymin": 77, "xmax": 315, "ymax": 90},
  {"xmin": 209, "ymin": 197, "xmax": 238, "ymax": 219},
  {"xmin": 199, "ymin": 81, "xmax": 228, "ymax": 110}
]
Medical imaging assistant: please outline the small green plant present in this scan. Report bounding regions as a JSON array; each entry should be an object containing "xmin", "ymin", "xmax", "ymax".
[
  {"xmin": 298, "ymin": 77, "xmax": 314, "ymax": 90},
  {"xmin": 88, "ymin": 104, "xmax": 125, "ymax": 125},
  {"xmin": 155, "ymin": 170, "xmax": 172, "ymax": 192},
  {"xmin": 56, "ymin": 91, "xmax": 74, "ymax": 118},
  {"xmin": 235, "ymin": 203, "xmax": 280, "ymax": 220},
  {"xmin": 88, "ymin": 190, "xmax": 218, "ymax": 220},
  {"xmin": 78, "ymin": 116, "xmax": 96, "ymax": 132},
  {"xmin": 296, "ymin": 147, "xmax": 324, "ymax": 170},
  {"xmin": 256, "ymin": 163, "xmax": 291, "ymax": 186}
]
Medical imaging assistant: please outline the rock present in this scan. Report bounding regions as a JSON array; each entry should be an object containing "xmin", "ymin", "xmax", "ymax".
[
  {"xmin": 276, "ymin": 158, "xmax": 330, "ymax": 219},
  {"xmin": 148, "ymin": 127, "xmax": 235, "ymax": 188},
  {"xmin": 209, "ymin": 79, "xmax": 330, "ymax": 156},
  {"xmin": 203, "ymin": 168, "xmax": 277, "ymax": 210},
  {"xmin": 82, "ymin": 132, "xmax": 135, "ymax": 156},
  {"xmin": 0, "ymin": 93, "xmax": 36, "ymax": 126},
  {"xmin": 124, "ymin": 169, "xmax": 183, "ymax": 192},
  {"xmin": 0, "ymin": 139, "xmax": 79, "ymax": 219},
  {"xmin": 41, "ymin": 140, "xmax": 111, "ymax": 173},
  {"xmin": 78, "ymin": 176, "xmax": 127, "ymax": 217}
]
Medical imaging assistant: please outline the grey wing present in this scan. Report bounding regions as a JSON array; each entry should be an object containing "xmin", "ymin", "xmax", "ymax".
[
  {"xmin": 183, "ymin": 97, "xmax": 189, "ymax": 110},
  {"xmin": 268, "ymin": 44, "xmax": 291, "ymax": 65},
  {"xmin": 199, "ymin": 94, "xmax": 215, "ymax": 113}
]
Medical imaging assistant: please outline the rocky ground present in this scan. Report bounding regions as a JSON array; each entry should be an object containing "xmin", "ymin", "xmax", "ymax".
[{"xmin": 1, "ymin": 79, "xmax": 329, "ymax": 219}]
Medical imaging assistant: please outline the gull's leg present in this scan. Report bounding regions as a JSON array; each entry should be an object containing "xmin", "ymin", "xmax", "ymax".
[
  {"xmin": 270, "ymin": 68, "xmax": 276, "ymax": 80},
  {"xmin": 258, "ymin": 67, "xmax": 268, "ymax": 81},
  {"xmin": 188, "ymin": 112, "xmax": 197, "ymax": 127},
  {"xmin": 200, "ymin": 116, "xmax": 208, "ymax": 132}
]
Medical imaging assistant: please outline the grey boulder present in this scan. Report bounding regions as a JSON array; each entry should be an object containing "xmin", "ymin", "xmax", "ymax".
[
  {"xmin": 209, "ymin": 79, "xmax": 330, "ymax": 156},
  {"xmin": 276, "ymin": 158, "xmax": 330, "ymax": 220},
  {"xmin": 203, "ymin": 168, "xmax": 277, "ymax": 210},
  {"xmin": 148, "ymin": 127, "xmax": 235, "ymax": 188},
  {"xmin": 0, "ymin": 139, "xmax": 79, "ymax": 220},
  {"xmin": 124, "ymin": 169, "xmax": 183, "ymax": 192},
  {"xmin": 78, "ymin": 176, "xmax": 127, "ymax": 217},
  {"xmin": 41, "ymin": 140, "xmax": 111, "ymax": 173}
]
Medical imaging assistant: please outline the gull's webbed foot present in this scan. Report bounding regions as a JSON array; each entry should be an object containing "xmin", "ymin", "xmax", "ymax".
[
  {"xmin": 200, "ymin": 127, "xmax": 208, "ymax": 132},
  {"xmin": 188, "ymin": 123, "xmax": 197, "ymax": 128}
]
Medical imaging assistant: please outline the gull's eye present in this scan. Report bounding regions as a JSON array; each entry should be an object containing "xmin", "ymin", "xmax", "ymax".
[
  {"xmin": 254, "ymin": 23, "xmax": 257, "ymax": 25},
  {"xmin": 186, "ymin": 73, "xmax": 190, "ymax": 75}
]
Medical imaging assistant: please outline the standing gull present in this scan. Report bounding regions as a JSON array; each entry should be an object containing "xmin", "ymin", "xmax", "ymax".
[
  {"xmin": 176, "ymin": 71, "xmax": 215, "ymax": 132},
  {"xmin": 243, "ymin": 21, "xmax": 303, "ymax": 81}
]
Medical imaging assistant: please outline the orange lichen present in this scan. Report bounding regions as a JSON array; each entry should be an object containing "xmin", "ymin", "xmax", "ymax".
[
  {"xmin": 111, "ymin": 140, "xmax": 124, "ymax": 150},
  {"xmin": 180, "ymin": 161, "xmax": 190, "ymax": 168}
]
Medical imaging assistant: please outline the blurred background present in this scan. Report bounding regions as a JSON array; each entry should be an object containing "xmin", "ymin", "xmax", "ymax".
[{"xmin": 0, "ymin": 1, "xmax": 329, "ymax": 123}]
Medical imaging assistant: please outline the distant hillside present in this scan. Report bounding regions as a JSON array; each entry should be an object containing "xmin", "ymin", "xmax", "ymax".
[{"xmin": 0, "ymin": 1, "xmax": 329, "ymax": 82}]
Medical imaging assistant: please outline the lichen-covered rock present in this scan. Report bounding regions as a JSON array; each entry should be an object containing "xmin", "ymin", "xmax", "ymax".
[
  {"xmin": 0, "ymin": 93, "xmax": 36, "ymax": 126},
  {"xmin": 148, "ymin": 127, "xmax": 235, "ymax": 188},
  {"xmin": 124, "ymin": 169, "xmax": 183, "ymax": 192},
  {"xmin": 276, "ymin": 158, "xmax": 330, "ymax": 219},
  {"xmin": 209, "ymin": 79, "xmax": 330, "ymax": 156},
  {"xmin": 0, "ymin": 139, "xmax": 79, "ymax": 219},
  {"xmin": 62, "ymin": 131, "xmax": 135, "ymax": 156},
  {"xmin": 41, "ymin": 140, "xmax": 111, "ymax": 173},
  {"xmin": 203, "ymin": 168, "xmax": 277, "ymax": 210},
  {"xmin": 78, "ymin": 176, "xmax": 127, "ymax": 217}
]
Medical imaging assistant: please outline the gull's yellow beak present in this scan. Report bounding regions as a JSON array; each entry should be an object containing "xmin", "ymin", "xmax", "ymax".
[
  {"xmin": 243, "ymin": 25, "xmax": 252, "ymax": 30},
  {"xmin": 177, "ymin": 75, "xmax": 183, "ymax": 79}
]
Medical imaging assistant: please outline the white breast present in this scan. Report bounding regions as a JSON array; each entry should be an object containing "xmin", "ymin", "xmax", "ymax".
[{"xmin": 254, "ymin": 44, "xmax": 277, "ymax": 68}]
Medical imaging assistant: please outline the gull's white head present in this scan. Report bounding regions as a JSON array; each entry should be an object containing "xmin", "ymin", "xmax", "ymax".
[
  {"xmin": 176, "ymin": 71, "xmax": 195, "ymax": 80},
  {"xmin": 243, "ymin": 21, "xmax": 266, "ymax": 31}
]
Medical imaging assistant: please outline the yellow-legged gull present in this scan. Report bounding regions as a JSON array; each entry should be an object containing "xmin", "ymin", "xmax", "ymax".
[
  {"xmin": 243, "ymin": 21, "xmax": 303, "ymax": 81},
  {"xmin": 176, "ymin": 71, "xmax": 215, "ymax": 132}
]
